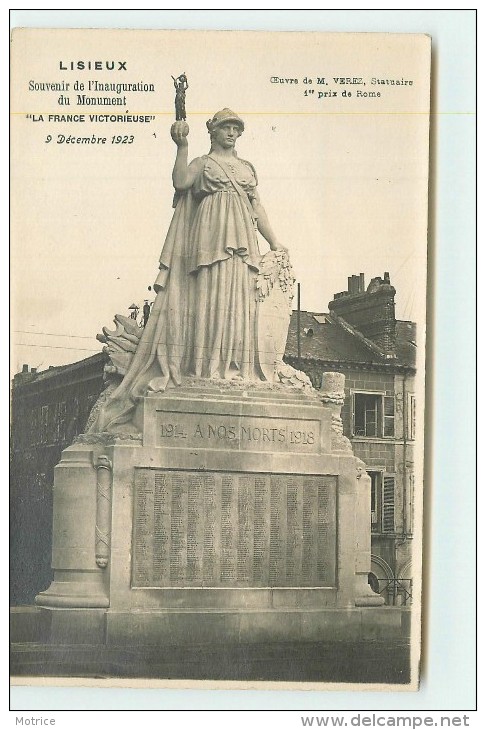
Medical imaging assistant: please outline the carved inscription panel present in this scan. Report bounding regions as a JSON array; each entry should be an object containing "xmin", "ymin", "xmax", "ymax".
[
  {"xmin": 156, "ymin": 411, "xmax": 321, "ymax": 453},
  {"xmin": 132, "ymin": 469, "xmax": 337, "ymax": 588}
]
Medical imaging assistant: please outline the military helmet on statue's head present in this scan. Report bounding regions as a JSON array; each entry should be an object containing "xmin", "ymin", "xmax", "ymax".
[{"xmin": 206, "ymin": 108, "xmax": 244, "ymax": 134}]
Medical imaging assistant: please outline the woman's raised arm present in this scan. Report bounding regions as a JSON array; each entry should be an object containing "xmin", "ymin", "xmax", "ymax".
[{"xmin": 170, "ymin": 121, "xmax": 203, "ymax": 191}]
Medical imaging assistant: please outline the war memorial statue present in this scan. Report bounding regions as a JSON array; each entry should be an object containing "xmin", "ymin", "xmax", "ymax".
[{"xmin": 31, "ymin": 81, "xmax": 398, "ymax": 669}]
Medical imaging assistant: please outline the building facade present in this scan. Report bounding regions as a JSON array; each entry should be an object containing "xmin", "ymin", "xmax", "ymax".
[
  {"xmin": 11, "ymin": 274, "xmax": 416, "ymax": 606},
  {"xmin": 10, "ymin": 354, "xmax": 106, "ymax": 604},
  {"xmin": 284, "ymin": 274, "xmax": 416, "ymax": 605}
]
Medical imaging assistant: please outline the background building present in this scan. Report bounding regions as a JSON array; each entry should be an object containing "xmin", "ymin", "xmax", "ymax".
[
  {"xmin": 285, "ymin": 273, "xmax": 416, "ymax": 605},
  {"xmin": 10, "ymin": 273, "xmax": 416, "ymax": 606},
  {"xmin": 10, "ymin": 354, "xmax": 106, "ymax": 604}
]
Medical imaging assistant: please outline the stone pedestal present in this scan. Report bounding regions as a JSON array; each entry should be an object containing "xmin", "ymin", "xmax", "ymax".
[{"xmin": 35, "ymin": 376, "xmax": 385, "ymax": 648}]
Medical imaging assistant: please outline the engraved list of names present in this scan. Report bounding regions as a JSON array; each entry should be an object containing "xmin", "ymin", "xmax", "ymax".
[{"xmin": 132, "ymin": 469, "xmax": 336, "ymax": 588}]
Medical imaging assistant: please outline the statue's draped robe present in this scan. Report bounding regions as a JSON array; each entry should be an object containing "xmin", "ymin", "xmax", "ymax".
[{"xmin": 90, "ymin": 155, "xmax": 263, "ymax": 433}]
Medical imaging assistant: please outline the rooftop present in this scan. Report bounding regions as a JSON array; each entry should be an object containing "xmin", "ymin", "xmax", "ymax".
[{"xmin": 285, "ymin": 311, "xmax": 416, "ymax": 369}]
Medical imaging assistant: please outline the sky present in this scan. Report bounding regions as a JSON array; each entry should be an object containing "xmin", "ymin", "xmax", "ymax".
[{"xmin": 11, "ymin": 27, "xmax": 431, "ymax": 374}]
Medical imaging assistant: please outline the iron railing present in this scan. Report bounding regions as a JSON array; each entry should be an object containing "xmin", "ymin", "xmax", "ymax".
[{"xmin": 374, "ymin": 577, "xmax": 413, "ymax": 606}]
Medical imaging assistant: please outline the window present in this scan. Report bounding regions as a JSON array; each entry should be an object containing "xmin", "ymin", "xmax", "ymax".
[
  {"xmin": 368, "ymin": 471, "xmax": 395, "ymax": 533},
  {"xmin": 67, "ymin": 397, "xmax": 80, "ymax": 440},
  {"xmin": 383, "ymin": 396, "xmax": 395, "ymax": 436},
  {"xmin": 40, "ymin": 405, "xmax": 49, "ymax": 444},
  {"xmin": 353, "ymin": 392, "xmax": 395, "ymax": 437},
  {"xmin": 30, "ymin": 407, "xmax": 40, "ymax": 446},
  {"xmin": 382, "ymin": 475, "xmax": 396, "ymax": 533},
  {"xmin": 407, "ymin": 394, "xmax": 416, "ymax": 440},
  {"xmin": 369, "ymin": 471, "xmax": 381, "ymax": 531},
  {"xmin": 354, "ymin": 393, "xmax": 380, "ymax": 436},
  {"xmin": 56, "ymin": 401, "xmax": 67, "ymax": 442},
  {"xmin": 409, "ymin": 473, "xmax": 415, "ymax": 533}
]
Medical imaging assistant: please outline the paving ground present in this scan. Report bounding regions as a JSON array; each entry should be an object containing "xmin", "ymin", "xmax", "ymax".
[{"xmin": 11, "ymin": 639, "xmax": 411, "ymax": 684}]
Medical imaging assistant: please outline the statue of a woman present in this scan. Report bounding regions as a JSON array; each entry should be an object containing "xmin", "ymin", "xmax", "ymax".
[
  {"xmin": 88, "ymin": 109, "xmax": 291, "ymax": 434},
  {"xmin": 172, "ymin": 73, "xmax": 188, "ymax": 121}
]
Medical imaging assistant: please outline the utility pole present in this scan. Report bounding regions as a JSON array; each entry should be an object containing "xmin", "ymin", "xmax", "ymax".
[{"xmin": 297, "ymin": 282, "xmax": 301, "ymax": 366}]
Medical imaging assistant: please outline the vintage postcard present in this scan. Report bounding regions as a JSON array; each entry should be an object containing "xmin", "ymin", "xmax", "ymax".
[{"xmin": 10, "ymin": 28, "xmax": 431, "ymax": 690}]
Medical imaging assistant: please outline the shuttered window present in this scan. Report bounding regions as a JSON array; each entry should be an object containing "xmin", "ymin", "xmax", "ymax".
[
  {"xmin": 383, "ymin": 396, "xmax": 395, "ymax": 437},
  {"xmin": 369, "ymin": 471, "xmax": 381, "ymax": 531},
  {"xmin": 382, "ymin": 475, "xmax": 395, "ymax": 533},
  {"xmin": 407, "ymin": 394, "xmax": 416, "ymax": 440}
]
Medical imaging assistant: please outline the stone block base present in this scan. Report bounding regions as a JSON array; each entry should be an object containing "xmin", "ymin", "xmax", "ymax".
[
  {"xmin": 12, "ymin": 605, "xmax": 409, "ymax": 647},
  {"xmin": 105, "ymin": 607, "xmax": 407, "ymax": 646},
  {"xmin": 10, "ymin": 607, "xmax": 51, "ymax": 644},
  {"xmin": 10, "ymin": 605, "xmax": 412, "ymax": 684}
]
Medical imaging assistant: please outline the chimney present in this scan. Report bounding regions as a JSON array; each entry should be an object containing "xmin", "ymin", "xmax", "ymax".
[
  {"xmin": 329, "ymin": 272, "xmax": 397, "ymax": 356},
  {"xmin": 13, "ymin": 364, "xmax": 38, "ymax": 387}
]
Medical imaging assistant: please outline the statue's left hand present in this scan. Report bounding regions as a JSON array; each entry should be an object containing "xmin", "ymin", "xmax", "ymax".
[{"xmin": 270, "ymin": 242, "xmax": 289, "ymax": 253}]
